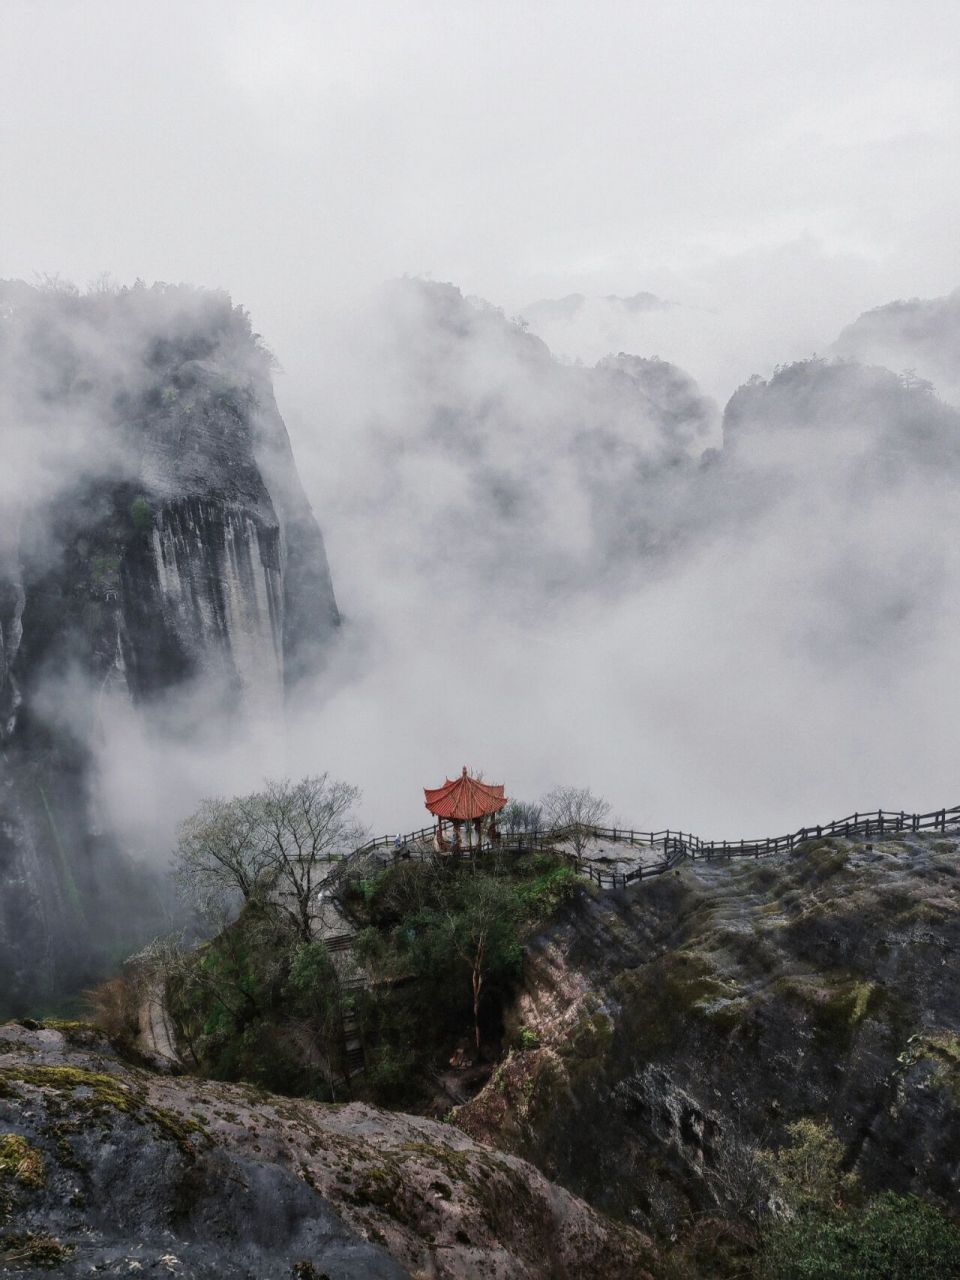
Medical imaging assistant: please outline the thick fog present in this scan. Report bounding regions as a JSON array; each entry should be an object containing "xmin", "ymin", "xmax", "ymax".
[
  {"xmin": 3, "ymin": 1, "xmax": 960, "ymax": 851},
  {"xmin": 4, "ymin": 1, "xmax": 959, "ymax": 370},
  {"xmin": 279, "ymin": 283, "xmax": 960, "ymax": 836}
]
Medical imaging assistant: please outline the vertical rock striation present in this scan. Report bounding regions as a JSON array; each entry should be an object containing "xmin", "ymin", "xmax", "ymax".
[{"xmin": 0, "ymin": 282, "xmax": 340, "ymax": 1012}]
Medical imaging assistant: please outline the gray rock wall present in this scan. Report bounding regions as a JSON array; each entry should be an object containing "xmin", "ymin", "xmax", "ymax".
[
  {"xmin": 0, "ymin": 284, "xmax": 340, "ymax": 1013},
  {"xmin": 454, "ymin": 834, "xmax": 960, "ymax": 1236}
]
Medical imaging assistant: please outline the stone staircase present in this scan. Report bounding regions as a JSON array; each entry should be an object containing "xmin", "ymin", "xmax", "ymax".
[
  {"xmin": 324, "ymin": 932, "xmax": 356, "ymax": 954},
  {"xmin": 308, "ymin": 889, "xmax": 368, "ymax": 1080}
]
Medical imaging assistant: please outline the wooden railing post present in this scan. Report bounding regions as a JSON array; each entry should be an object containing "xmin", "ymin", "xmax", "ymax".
[{"xmin": 349, "ymin": 797, "xmax": 959, "ymax": 894}]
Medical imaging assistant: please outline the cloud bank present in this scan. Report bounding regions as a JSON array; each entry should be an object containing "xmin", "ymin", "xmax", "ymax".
[
  {"xmin": 279, "ymin": 281, "xmax": 960, "ymax": 836},
  {"xmin": 5, "ymin": 275, "xmax": 960, "ymax": 870}
]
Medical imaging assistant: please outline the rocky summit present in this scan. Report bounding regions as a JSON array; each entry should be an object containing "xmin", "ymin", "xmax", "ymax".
[{"xmin": 0, "ymin": 1019, "xmax": 654, "ymax": 1279}]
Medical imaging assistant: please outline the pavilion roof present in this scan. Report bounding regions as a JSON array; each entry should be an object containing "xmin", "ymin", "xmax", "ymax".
[{"xmin": 424, "ymin": 767, "xmax": 508, "ymax": 821}]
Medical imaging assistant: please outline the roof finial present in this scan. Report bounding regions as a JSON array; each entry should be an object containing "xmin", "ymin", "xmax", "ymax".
[{"xmin": 462, "ymin": 765, "xmax": 468, "ymax": 776}]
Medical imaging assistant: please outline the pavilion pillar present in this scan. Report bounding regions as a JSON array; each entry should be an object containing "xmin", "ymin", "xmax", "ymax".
[{"xmin": 424, "ymin": 770, "xmax": 508, "ymax": 857}]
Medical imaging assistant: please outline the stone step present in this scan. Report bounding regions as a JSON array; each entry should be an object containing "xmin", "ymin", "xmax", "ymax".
[{"xmin": 324, "ymin": 933, "xmax": 355, "ymax": 953}]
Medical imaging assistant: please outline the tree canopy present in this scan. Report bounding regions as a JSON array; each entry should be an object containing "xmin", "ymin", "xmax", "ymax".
[{"xmin": 174, "ymin": 774, "xmax": 364, "ymax": 940}]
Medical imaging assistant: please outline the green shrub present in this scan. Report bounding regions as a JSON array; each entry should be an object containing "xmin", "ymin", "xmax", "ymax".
[
  {"xmin": 517, "ymin": 864, "xmax": 580, "ymax": 919},
  {"xmin": 761, "ymin": 1193, "xmax": 960, "ymax": 1279},
  {"xmin": 364, "ymin": 1044, "xmax": 418, "ymax": 1105},
  {"xmin": 168, "ymin": 849, "xmax": 586, "ymax": 1107},
  {"xmin": 759, "ymin": 1119, "xmax": 857, "ymax": 1215},
  {"xmin": 129, "ymin": 495, "xmax": 153, "ymax": 531}
]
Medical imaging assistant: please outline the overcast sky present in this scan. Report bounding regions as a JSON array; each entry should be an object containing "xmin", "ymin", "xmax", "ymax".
[
  {"xmin": 3, "ymin": 0, "xmax": 959, "ymax": 400},
  {"xmin": 5, "ymin": 2, "xmax": 960, "ymax": 837}
]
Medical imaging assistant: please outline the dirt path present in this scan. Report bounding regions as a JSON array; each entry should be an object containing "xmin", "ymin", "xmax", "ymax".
[{"xmin": 138, "ymin": 979, "xmax": 180, "ymax": 1065}]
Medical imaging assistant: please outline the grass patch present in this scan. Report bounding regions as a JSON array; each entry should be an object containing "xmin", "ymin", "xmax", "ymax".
[
  {"xmin": 761, "ymin": 1192, "xmax": 960, "ymax": 1279},
  {"xmin": 0, "ymin": 1135, "xmax": 45, "ymax": 1191},
  {"xmin": 0, "ymin": 1232, "xmax": 75, "ymax": 1270}
]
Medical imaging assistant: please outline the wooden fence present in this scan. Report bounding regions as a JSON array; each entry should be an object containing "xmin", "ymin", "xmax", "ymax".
[{"xmin": 334, "ymin": 803, "xmax": 960, "ymax": 892}]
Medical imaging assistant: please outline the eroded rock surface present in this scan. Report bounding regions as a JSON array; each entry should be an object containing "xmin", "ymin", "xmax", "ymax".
[
  {"xmin": 453, "ymin": 833, "xmax": 960, "ymax": 1236},
  {"xmin": 0, "ymin": 1021, "xmax": 655, "ymax": 1278},
  {"xmin": 0, "ymin": 283, "xmax": 340, "ymax": 1012}
]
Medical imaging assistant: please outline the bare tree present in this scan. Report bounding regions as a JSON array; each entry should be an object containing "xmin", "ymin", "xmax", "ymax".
[
  {"xmin": 174, "ymin": 793, "xmax": 272, "ymax": 917},
  {"xmin": 174, "ymin": 775, "xmax": 365, "ymax": 942},
  {"xmin": 258, "ymin": 775, "xmax": 365, "ymax": 942},
  {"xmin": 502, "ymin": 800, "xmax": 544, "ymax": 836},
  {"xmin": 541, "ymin": 785, "xmax": 611, "ymax": 857}
]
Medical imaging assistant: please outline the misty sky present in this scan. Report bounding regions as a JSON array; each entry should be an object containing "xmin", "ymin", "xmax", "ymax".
[
  {"xmin": 4, "ymin": 2, "xmax": 960, "ymax": 841},
  {"xmin": 3, "ymin": 0, "xmax": 959, "ymax": 398}
]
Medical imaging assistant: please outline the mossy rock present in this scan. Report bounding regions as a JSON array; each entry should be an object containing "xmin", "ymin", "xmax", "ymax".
[
  {"xmin": 792, "ymin": 836, "xmax": 843, "ymax": 857},
  {"xmin": 0, "ymin": 1065, "xmax": 208, "ymax": 1155},
  {"xmin": 562, "ymin": 1011, "xmax": 614, "ymax": 1067},
  {"xmin": 0, "ymin": 1064, "xmax": 135, "ymax": 1111},
  {"xmin": 346, "ymin": 1162, "xmax": 410, "ymax": 1222},
  {"xmin": 767, "ymin": 975, "xmax": 879, "ymax": 1049},
  {"xmin": 800, "ymin": 845, "xmax": 851, "ymax": 881},
  {"xmin": 129, "ymin": 495, "xmax": 153, "ymax": 531},
  {"xmin": 905, "ymin": 1034, "xmax": 960, "ymax": 1104},
  {"xmin": 29, "ymin": 1019, "xmax": 105, "ymax": 1048}
]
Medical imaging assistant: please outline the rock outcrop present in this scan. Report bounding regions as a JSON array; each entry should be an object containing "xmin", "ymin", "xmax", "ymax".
[
  {"xmin": 0, "ymin": 1020, "xmax": 655, "ymax": 1278},
  {"xmin": 453, "ymin": 833, "xmax": 960, "ymax": 1237},
  {"xmin": 0, "ymin": 283, "xmax": 340, "ymax": 1013},
  {"xmin": 832, "ymin": 287, "xmax": 960, "ymax": 404}
]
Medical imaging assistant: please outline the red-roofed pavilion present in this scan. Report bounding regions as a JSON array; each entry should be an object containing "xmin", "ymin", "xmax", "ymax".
[{"xmin": 425, "ymin": 766, "xmax": 509, "ymax": 851}]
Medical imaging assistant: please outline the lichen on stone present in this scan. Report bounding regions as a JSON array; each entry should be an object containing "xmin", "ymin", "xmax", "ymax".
[{"xmin": 0, "ymin": 1063, "xmax": 208, "ymax": 1156}]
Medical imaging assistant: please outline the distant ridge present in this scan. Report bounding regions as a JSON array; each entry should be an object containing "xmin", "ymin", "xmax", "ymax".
[{"xmin": 520, "ymin": 290, "xmax": 673, "ymax": 324}]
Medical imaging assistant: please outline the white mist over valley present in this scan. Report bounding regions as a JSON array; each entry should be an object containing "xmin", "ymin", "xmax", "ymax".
[
  {"xmin": 3, "ymin": 0, "xmax": 960, "ymax": 990},
  {"xmin": 278, "ymin": 281, "xmax": 960, "ymax": 836},
  {"xmin": 5, "ymin": 11, "xmax": 960, "ymax": 1280}
]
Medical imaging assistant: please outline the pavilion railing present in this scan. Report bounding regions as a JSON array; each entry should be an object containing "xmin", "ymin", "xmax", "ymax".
[{"xmin": 324, "ymin": 803, "xmax": 960, "ymax": 892}]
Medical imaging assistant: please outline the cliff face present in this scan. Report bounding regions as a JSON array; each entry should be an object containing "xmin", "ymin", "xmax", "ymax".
[
  {"xmin": 0, "ymin": 1020, "xmax": 655, "ymax": 1279},
  {"xmin": 0, "ymin": 283, "xmax": 340, "ymax": 1013},
  {"xmin": 453, "ymin": 832, "xmax": 960, "ymax": 1238}
]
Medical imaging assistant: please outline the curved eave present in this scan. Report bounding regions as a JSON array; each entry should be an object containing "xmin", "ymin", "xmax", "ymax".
[{"xmin": 424, "ymin": 773, "xmax": 509, "ymax": 821}]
